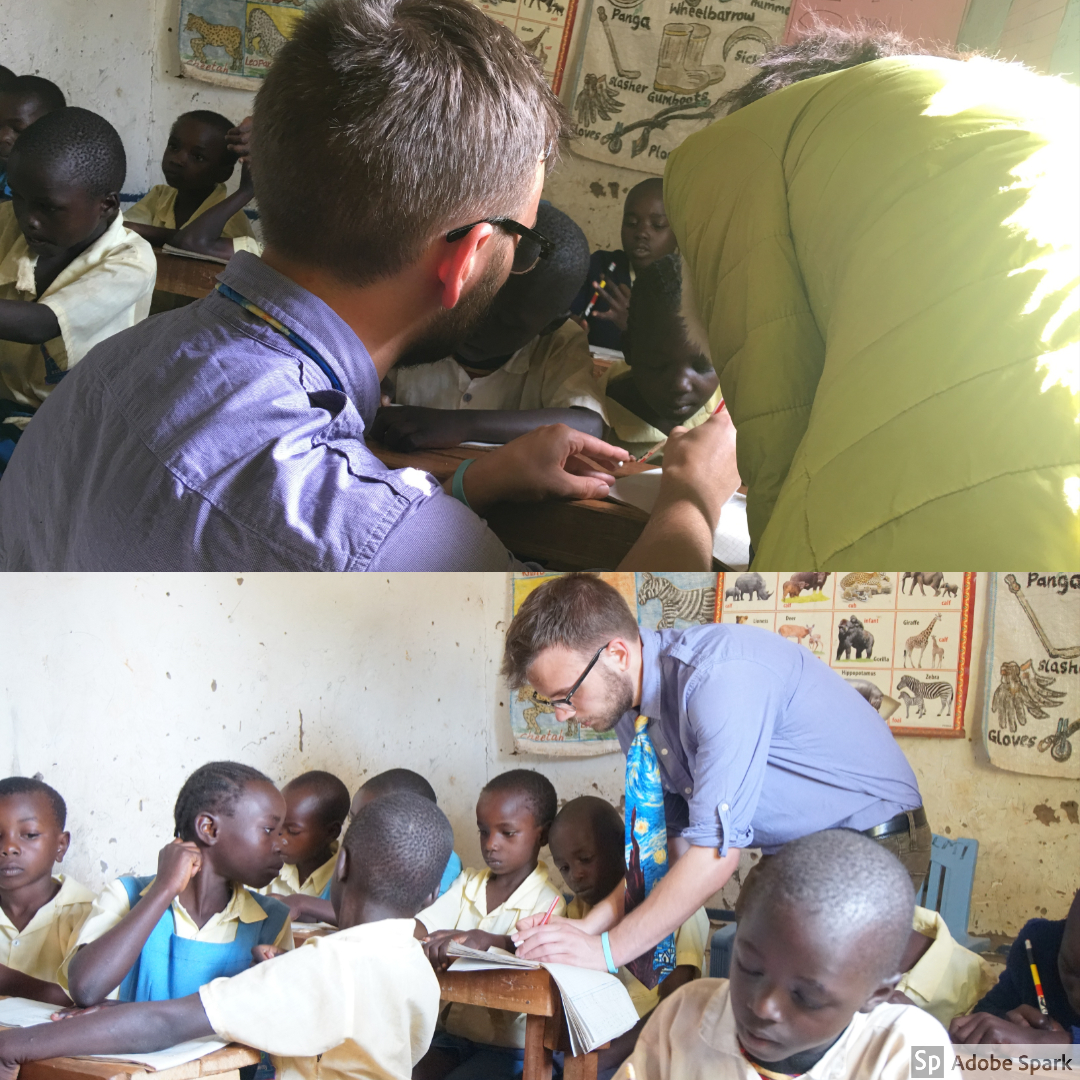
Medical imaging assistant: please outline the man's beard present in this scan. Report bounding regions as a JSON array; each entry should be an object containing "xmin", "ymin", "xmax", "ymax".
[
  {"xmin": 394, "ymin": 250, "xmax": 508, "ymax": 369},
  {"xmin": 578, "ymin": 667, "xmax": 636, "ymax": 733}
]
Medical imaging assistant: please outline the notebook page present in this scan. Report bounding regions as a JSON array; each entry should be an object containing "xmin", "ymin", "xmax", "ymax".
[{"xmin": 541, "ymin": 962, "xmax": 640, "ymax": 1054}]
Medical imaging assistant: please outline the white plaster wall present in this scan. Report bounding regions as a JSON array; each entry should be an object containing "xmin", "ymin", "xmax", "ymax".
[
  {"xmin": 2, "ymin": 573, "xmax": 1076, "ymax": 937},
  {"xmin": 1, "ymin": 0, "xmax": 257, "ymax": 196}
]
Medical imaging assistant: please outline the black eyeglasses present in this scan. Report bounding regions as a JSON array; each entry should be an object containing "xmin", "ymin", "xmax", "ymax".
[
  {"xmin": 445, "ymin": 217, "xmax": 555, "ymax": 275},
  {"xmin": 541, "ymin": 641, "xmax": 611, "ymax": 711}
]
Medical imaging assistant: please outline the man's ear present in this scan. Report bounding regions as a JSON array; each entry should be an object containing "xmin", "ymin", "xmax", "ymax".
[
  {"xmin": 859, "ymin": 973, "xmax": 902, "ymax": 1013},
  {"xmin": 607, "ymin": 637, "xmax": 634, "ymax": 673},
  {"xmin": 436, "ymin": 222, "xmax": 500, "ymax": 310},
  {"xmin": 194, "ymin": 811, "xmax": 219, "ymax": 847}
]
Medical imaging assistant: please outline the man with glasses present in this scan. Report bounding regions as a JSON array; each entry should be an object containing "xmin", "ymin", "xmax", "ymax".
[
  {"xmin": 0, "ymin": 0, "xmax": 738, "ymax": 571},
  {"xmin": 503, "ymin": 573, "xmax": 929, "ymax": 976}
]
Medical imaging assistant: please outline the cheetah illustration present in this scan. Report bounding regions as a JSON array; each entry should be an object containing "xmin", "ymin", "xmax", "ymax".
[
  {"xmin": 516, "ymin": 687, "xmax": 579, "ymax": 739},
  {"xmin": 247, "ymin": 7, "xmax": 287, "ymax": 59},
  {"xmin": 185, "ymin": 13, "xmax": 243, "ymax": 71}
]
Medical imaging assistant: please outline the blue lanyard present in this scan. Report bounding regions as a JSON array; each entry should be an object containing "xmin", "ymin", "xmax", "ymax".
[{"xmin": 215, "ymin": 282, "xmax": 344, "ymax": 393}]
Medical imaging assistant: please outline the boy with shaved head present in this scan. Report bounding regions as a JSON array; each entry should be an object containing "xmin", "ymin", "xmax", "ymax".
[
  {"xmin": 614, "ymin": 829, "xmax": 950, "ymax": 1080},
  {"xmin": 0, "ymin": 791, "xmax": 453, "ymax": 1080}
]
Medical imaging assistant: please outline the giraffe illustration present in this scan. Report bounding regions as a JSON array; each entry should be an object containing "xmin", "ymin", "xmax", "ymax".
[
  {"xmin": 903, "ymin": 614, "xmax": 941, "ymax": 669},
  {"xmin": 931, "ymin": 635, "xmax": 945, "ymax": 669}
]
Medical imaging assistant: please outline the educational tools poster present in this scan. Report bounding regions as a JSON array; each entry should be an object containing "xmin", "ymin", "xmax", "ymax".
[
  {"xmin": 178, "ymin": 0, "xmax": 581, "ymax": 92},
  {"xmin": 717, "ymin": 572, "xmax": 977, "ymax": 736},
  {"xmin": 509, "ymin": 572, "xmax": 720, "ymax": 755},
  {"xmin": 981, "ymin": 574, "xmax": 1080, "ymax": 780},
  {"xmin": 569, "ymin": 0, "xmax": 787, "ymax": 173},
  {"xmin": 783, "ymin": 0, "xmax": 968, "ymax": 46}
]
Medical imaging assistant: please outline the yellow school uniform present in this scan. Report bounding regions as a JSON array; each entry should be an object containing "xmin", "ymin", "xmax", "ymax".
[
  {"xmin": 614, "ymin": 979, "xmax": 952, "ymax": 1080},
  {"xmin": 200, "ymin": 918, "xmax": 440, "ymax": 1080},
  {"xmin": 416, "ymin": 863, "xmax": 564, "ymax": 1047},
  {"xmin": 387, "ymin": 320, "xmax": 607, "ymax": 421},
  {"xmin": 601, "ymin": 359, "xmax": 723, "ymax": 453},
  {"xmin": 260, "ymin": 845, "xmax": 338, "ymax": 899},
  {"xmin": 124, "ymin": 184, "xmax": 254, "ymax": 240},
  {"xmin": 75, "ymin": 878, "xmax": 295, "ymax": 952},
  {"xmin": 0, "ymin": 204, "xmax": 156, "ymax": 427},
  {"xmin": 896, "ymin": 907, "xmax": 998, "ymax": 1026},
  {"xmin": 0, "ymin": 876, "xmax": 95, "ymax": 993},
  {"xmin": 566, "ymin": 894, "xmax": 708, "ymax": 1018}
]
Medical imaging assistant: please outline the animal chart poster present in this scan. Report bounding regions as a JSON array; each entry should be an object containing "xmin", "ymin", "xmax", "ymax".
[
  {"xmin": 178, "ymin": 0, "xmax": 581, "ymax": 92},
  {"xmin": 982, "ymin": 574, "xmax": 1080, "ymax": 780},
  {"xmin": 508, "ymin": 572, "xmax": 720, "ymax": 755},
  {"xmin": 717, "ymin": 572, "xmax": 977, "ymax": 737},
  {"xmin": 569, "ymin": 0, "xmax": 787, "ymax": 174}
]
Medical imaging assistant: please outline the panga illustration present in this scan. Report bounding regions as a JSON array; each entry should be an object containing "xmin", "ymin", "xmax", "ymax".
[
  {"xmin": 991, "ymin": 660, "xmax": 1067, "ymax": 732},
  {"xmin": 1004, "ymin": 574, "xmax": 1080, "ymax": 660},
  {"xmin": 598, "ymin": 7, "xmax": 641, "ymax": 79},
  {"xmin": 576, "ymin": 74, "xmax": 624, "ymax": 126}
]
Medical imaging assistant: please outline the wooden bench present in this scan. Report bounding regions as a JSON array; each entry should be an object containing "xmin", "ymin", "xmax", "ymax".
[
  {"xmin": 437, "ymin": 966, "xmax": 604, "ymax": 1080},
  {"xmin": 18, "ymin": 1042, "xmax": 259, "ymax": 1080}
]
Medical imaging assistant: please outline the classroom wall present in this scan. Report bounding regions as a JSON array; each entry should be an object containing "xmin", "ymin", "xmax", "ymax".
[{"xmin": 2, "ymin": 574, "xmax": 1076, "ymax": 937}]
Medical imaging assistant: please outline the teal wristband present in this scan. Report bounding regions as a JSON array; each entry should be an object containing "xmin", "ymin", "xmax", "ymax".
[
  {"xmin": 600, "ymin": 931, "xmax": 617, "ymax": 974},
  {"xmin": 451, "ymin": 458, "xmax": 476, "ymax": 509}
]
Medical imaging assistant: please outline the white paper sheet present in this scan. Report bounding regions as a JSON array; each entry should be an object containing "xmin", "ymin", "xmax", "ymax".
[
  {"xmin": 607, "ymin": 469, "xmax": 751, "ymax": 570},
  {"xmin": 542, "ymin": 962, "xmax": 640, "ymax": 1055},
  {"xmin": 0, "ymin": 998, "xmax": 229, "ymax": 1071}
]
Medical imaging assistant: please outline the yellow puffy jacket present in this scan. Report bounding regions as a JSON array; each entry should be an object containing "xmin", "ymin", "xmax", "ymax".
[{"xmin": 665, "ymin": 56, "xmax": 1078, "ymax": 567}]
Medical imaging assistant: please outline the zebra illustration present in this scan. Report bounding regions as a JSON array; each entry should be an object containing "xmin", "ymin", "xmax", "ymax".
[
  {"xmin": 638, "ymin": 572, "xmax": 716, "ymax": 629},
  {"xmin": 897, "ymin": 675, "xmax": 954, "ymax": 718}
]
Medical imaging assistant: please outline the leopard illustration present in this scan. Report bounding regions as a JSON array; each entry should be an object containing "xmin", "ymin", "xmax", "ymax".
[
  {"xmin": 185, "ymin": 13, "xmax": 243, "ymax": 71},
  {"xmin": 247, "ymin": 7, "xmax": 287, "ymax": 59}
]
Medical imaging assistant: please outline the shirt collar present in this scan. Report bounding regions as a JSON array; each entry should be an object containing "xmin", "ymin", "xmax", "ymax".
[
  {"xmin": 462, "ymin": 861, "xmax": 553, "ymax": 914},
  {"xmin": 0, "ymin": 875, "xmax": 95, "ymax": 932},
  {"xmin": 638, "ymin": 628, "xmax": 663, "ymax": 720},
  {"xmin": 216, "ymin": 252, "xmax": 382, "ymax": 425},
  {"xmin": 142, "ymin": 879, "xmax": 270, "ymax": 928},
  {"xmin": 283, "ymin": 843, "xmax": 339, "ymax": 895}
]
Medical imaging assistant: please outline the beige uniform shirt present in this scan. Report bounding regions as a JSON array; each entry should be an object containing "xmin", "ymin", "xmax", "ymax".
[
  {"xmin": 896, "ymin": 907, "xmax": 997, "ymax": 1026},
  {"xmin": 601, "ymin": 359, "xmax": 723, "ymax": 452},
  {"xmin": 0, "ymin": 876, "xmax": 95, "ymax": 992},
  {"xmin": 75, "ymin": 877, "xmax": 294, "ymax": 951},
  {"xmin": 615, "ymin": 978, "xmax": 952, "ymax": 1080},
  {"xmin": 124, "ymin": 184, "xmax": 254, "ymax": 239},
  {"xmin": 260, "ymin": 846, "xmax": 338, "ymax": 899},
  {"xmin": 200, "ymin": 918, "xmax": 439, "ymax": 1080},
  {"xmin": 416, "ymin": 863, "xmax": 565, "ymax": 1047},
  {"xmin": 566, "ymin": 894, "xmax": 708, "ymax": 1018},
  {"xmin": 387, "ymin": 320, "xmax": 607, "ymax": 420},
  {"xmin": 0, "ymin": 205, "xmax": 156, "ymax": 426}
]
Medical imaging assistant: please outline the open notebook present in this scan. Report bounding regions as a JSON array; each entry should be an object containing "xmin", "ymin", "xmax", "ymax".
[
  {"xmin": 445, "ymin": 943, "xmax": 640, "ymax": 1055},
  {"xmin": 0, "ymin": 997, "xmax": 229, "ymax": 1070}
]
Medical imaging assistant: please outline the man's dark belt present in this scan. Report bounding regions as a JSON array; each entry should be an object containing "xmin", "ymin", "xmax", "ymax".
[{"xmin": 863, "ymin": 806, "xmax": 927, "ymax": 839}]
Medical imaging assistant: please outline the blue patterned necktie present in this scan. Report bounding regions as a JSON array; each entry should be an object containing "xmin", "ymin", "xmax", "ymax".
[{"xmin": 624, "ymin": 715, "xmax": 677, "ymax": 989}]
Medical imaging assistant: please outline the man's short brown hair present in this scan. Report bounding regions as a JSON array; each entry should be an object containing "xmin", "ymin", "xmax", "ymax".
[
  {"xmin": 252, "ymin": 0, "xmax": 569, "ymax": 286},
  {"xmin": 501, "ymin": 574, "xmax": 640, "ymax": 689}
]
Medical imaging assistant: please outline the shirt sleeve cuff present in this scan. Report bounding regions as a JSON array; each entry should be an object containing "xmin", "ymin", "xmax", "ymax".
[{"xmin": 680, "ymin": 801, "xmax": 753, "ymax": 856}]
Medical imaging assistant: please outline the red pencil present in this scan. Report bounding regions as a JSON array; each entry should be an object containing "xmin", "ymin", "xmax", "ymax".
[
  {"xmin": 638, "ymin": 397, "xmax": 725, "ymax": 464},
  {"xmin": 539, "ymin": 895, "xmax": 560, "ymax": 926}
]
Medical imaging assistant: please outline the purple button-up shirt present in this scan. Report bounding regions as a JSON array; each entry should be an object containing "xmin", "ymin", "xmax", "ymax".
[
  {"xmin": 614, "ymin": 625, "xmax": 922, "ymax": 855},
  {"xmin": 0, "ymin": 253, "xmax": 523, "ymax": 570}
]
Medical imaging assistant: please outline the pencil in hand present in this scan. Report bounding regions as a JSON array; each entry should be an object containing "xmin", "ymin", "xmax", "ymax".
[{"xmin": 1025, "ymin": 938, "xmax": 1050, "ymax": 1015}]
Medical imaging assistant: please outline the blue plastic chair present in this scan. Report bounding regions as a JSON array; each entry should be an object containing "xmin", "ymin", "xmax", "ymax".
[
  {"xmin": 916, "ymin": 834, "xmax": 989, "ymax": 953},
  {"xmin": 706, "ymin": 908, "xmax": 738, "ymax": 979}
]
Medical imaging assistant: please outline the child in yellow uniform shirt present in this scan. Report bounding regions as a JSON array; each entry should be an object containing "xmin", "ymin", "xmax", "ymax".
[
  {"xmin": 0, "ymin": 777, "xmax": 94, "ymax": 1005},
  {"xmin": 260, "ymin": 770, "xmax": 350, "ymax": 924},
  {"xmin": 414, "ymin": 769, "xmax": 564, "ymax": 1079},
  {"xmin": 0, "ymin": 76, "xmax": 66, "ymax": 200},
  {"xmin": 124, "ymin": 111, "xmax": 253, "ymax": 247},
  {"xmin": 602, "ymin": 253, "xmax": 720, "ymax": 460},
  {"xmin": 0, "ymin": 107, "xmax": 155, "ymax": 470},
  {"xmin": 0, "ymin": 791, "xmax": 452, "ymax": 1080},
  {"xmin": 549, "ymin": 796, "xmax": 708, "ymax": 1080},
  {"xmin": 614, "ymin": 830, "xmax": 953, "ymax": 1080}
]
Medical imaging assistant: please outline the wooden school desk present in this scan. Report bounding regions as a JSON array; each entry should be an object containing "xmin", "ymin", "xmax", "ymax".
[
  {"xmin": 153, "ymin": 251, "xmax": 222, "ymax": 300},
  {"xmin": 367, "ymin": 441, "xmax": 651, "ymax": 570},
  {"xmin": 437, "ymin": 966, "xmax": 604, "ymax": 1080},
  {"xmin": 16, "ymin": 1041, "xmax": 259, "ymax": 1080}
]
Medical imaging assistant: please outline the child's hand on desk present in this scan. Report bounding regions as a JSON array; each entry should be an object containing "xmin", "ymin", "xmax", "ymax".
[
  {"xmin": 153, "ymin": 839, "xmax": 202, "ymax": 897},
  {"xmin": 371, "ymin": 406, "xmax": 477, "ymax": 452},
  {"xmin": 949, "ymin": 1010, "xmax": 1069, "ymax": 1045},
  {"xmin": 459, "ymin": 425, "xmax": 627, "ymax": 512},
  {"xmin": 421, "ymin": 930, "xmax": 469, "ymax": 971},
  {"xmin": 251, "ymin": 944, "xmax": 285, "ymax": 964}
]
